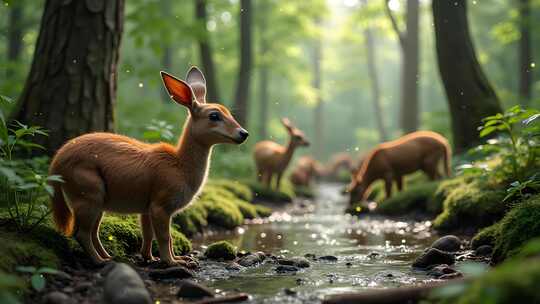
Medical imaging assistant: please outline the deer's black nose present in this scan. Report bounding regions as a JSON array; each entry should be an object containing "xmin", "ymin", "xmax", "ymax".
[{"xmin": 239, "ymin": 129, "xmax": 249, "ymax": 140}]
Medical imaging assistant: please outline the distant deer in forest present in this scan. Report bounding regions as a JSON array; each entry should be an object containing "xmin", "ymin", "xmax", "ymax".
[
  {"xmin": 289, "ymin": 156, "xmax": 323, "ymax": 187},
  {"xmin": 254, "ymin": 118, "xmax": 309, "ymax": 189},
  {"xmin": 49, "ymin": 67, "xmax": 248, "ymax": 266},
  {"xmin": 347, "ymin": 131, "xmax": 451, "ymax": 205}
]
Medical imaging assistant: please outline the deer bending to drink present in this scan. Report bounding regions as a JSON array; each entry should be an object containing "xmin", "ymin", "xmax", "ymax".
[
  {"xmin": 253, "ymin": 118, "xmax": 309, "ymax": 189},
  {"xmin": 289, "ymin": 156, "xmax": 323, "ymax": 187},
  {"xmin": 49, "ymin": 67, "xmax": 248, "ymax": 265},
  {"xmin": 347, "ymin": 131, "xmax": 451, "ymax": 205}
]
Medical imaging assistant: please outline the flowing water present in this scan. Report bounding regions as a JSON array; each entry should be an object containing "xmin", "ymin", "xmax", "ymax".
[{"xmin": 183, "ymin": 183, "xmax": 439, "ymax": 303}]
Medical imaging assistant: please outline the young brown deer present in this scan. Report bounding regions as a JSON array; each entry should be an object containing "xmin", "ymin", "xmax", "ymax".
[
  {"xmin": 49, "ymin": 67, "xmax": 248, "ymax": 266},
  {"xmin": 253, "ymin": 118, "xmax": 309, "ymax": 189},
  {"xmin": 347, "ymin": 131, "xmax": 451, "ymax": 205}
]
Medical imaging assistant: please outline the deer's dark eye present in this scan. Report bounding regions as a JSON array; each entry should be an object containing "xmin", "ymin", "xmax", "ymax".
[{"xmin": 209, "ymin": 112, "xmax": 221, "ymax": 122}]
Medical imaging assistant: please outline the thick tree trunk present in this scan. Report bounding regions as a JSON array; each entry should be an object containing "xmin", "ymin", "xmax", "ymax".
[
  {"xmin": 7, "ymin": 1, "xmax": 24, "ymax": 78},
  {"xmin": 385, "ymin": 0, "xmax": 419, "ymax": 134},
  {"xmin": 233, "ymin": 0, "xmax": 253, "ymax": 126},
  {"xmin": 364, "ymin": 26, "xmax": 387, "ymax": 142},
  {"xmin": 10, "ymin": 0, "xmax": 124, "ymax": 155},
  {"xmin": 518, "ymin": 0, "xmax": 532, "ymax": 105},
  {"xmin": 195, "ymin": 0, "xmax": 220, "ymax": 102},
  {"xmin": 257, "ymin": 0, "xmax": 270, "ymax": 139},
  {"xmin": 433, "ymin": 0, "xmax": 502, "ymax": 153},
  {"xmin": 313, "ymin": 36, "xmax": 324, "ymax": 159},
  {"xmin": 400, "ymin": 0, "xmax": 419, "ymax": 133}
]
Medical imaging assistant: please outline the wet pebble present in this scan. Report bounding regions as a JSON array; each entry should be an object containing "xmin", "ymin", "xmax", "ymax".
[
  {"xmin": 42, "ymin": 291, "xmax": 75, "ymax": 304},
  {"xmin": 277, "ymin": 257, "xmax": 310, "ymax": 268},
  {"xmin": 73, "ymin": 281, "xmax": 93, "ymax": 293},
  {"xmin": 304, "ymin": 253, "xmax": 316, "ymax": 260},
  {"xmin": 176, "ymin": 280, "xmax": 215, "ymax": 299},
  {"xmin": 275, "ymin": 265, "xmax": 299, "ymax": 273},
  {"xmin": 427, "ymin": 264, "xmax": 457, "ymax": 278},
  {"xmin": 439, "ymin": 272, "xmax": 463, "ymax": 280},
  {"xmin": 318, "ymin": 255, "xmax": 338, "ymax": 262},
  {"xmin": 345, "ymin": 262, "xmax": 353, "ymax": 267},
  {"xmin": 103, "ymin": 263, "xmax": 151, "ymax": 304},
  {"xmin": 431, "ymin": 235, "xmax": 461, "ymax": 252},
  {"xmin": 412, "ymin": 248, "xmax": 455, "ymax": 269},
  {"xmin": 475, "ymin": 245, "xmax": 493, "ymax": 257},
  {"xmin": 284, "ymin": 288, "xmax": 297, "ymax": 296},
  {"xmin": 148, "ymin": 266, "xmax": 194, "ymax": 280},
  {"xmin": 367, "ymin": 252, "xmax": 381, "ymax": 259},
  {"xmin": 237, "ymin": 252, "xmax": 266, "ymax": 267},
  {"xmin": 226, "ymin": 262, "xmax": 243, "ymax": 271}
]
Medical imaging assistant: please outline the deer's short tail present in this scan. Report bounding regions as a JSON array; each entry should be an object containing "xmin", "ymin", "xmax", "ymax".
[{"xmin": 51, "ymin": 182, "xmax": 74, "ymax": 236}]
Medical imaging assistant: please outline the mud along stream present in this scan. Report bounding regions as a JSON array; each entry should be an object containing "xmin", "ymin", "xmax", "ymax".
[{"xmin": 151, "ymin": 182, "xmax": 442, "ymax": 303}]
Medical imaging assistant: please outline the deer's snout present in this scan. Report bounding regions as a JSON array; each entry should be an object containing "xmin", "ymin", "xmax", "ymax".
[{"xmin": 235, "ymin": 128, "xmax": 249, "ymax": 144}]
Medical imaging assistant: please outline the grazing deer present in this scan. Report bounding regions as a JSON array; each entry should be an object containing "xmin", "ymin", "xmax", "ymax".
[
  {"xmin": 347, "ymin": 131, "xmax": 451, "ymax": 205},
  {"xmin": 254, "ymin": 118, "xmax": 309, "ymax": 189},
  {"xmin": 49, "ymin": 67, "xmax": 248, "ymax": 266},
  {"xmin": 289, "ymin": 156, "xmax": 323, "ymax": 187}
]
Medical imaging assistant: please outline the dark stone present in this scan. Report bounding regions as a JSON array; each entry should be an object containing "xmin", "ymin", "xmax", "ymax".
[
  {"xmin": 238, "ymin": 253, "xmax": 265, "ymax": 267},
  {"xmin": 226, "ymin": 262, "xmax": 242, "ymax": 271},
  {"xmin": 427, "ymin": 264, "xmax": 457, "ymax": 278},
  {"xmin": 367, "ymin": 252, "xmax": 381, "ymax": 259},
  {"xmin": 73, "ymin": 281, "xmax": 93, "ymax": 293},
  {"xmin": 439, "ymin": 272, "xmax": 463, "ymax": 280},
  {"xmin": 103, "ymin": 263, "xmax": 152, "ymax": 304},
  {"xmin": 346, "ymin": 262, "xmax": 353, "ymax": 267},
  {"xmin": 275, "ymin": 265, "xmax": 299, "ymax": 273},
  {"xmin": 148, "ymin": 266, "xmax": 194, "ymax": 280},
  {"xmin": 304, "ymin": 253, "xmax": 316, "ymax": 260},
  {"xmin": 318, "ymin": 255, "xmax": 338, "ymax": 262},
  {"xmin": 431, "ymin": 235, "xmax": 461, "ymax": 252},
  {"xmin": 277, "ymin": 257, "xmax": 310, "ymax": 268},
  {"xmin": 412, "ymin": 248, "xmax": 455, "ymax": 269},
  {"xmin": 475, "ymin": 245, "xmax": 493, "ymax": 257},
  {"xmin": 43, "ymin": 291, "xmax": 75, "ymax": 304},
  {"xmin": 284, "ymin": 288, "xmax": 297, "ymax": 296},
  {"xmin": 176, "ymin": 280, "xmax": 215, "ymax": 299}
]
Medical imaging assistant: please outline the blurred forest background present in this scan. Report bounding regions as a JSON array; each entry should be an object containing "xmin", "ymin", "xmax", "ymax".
[{"xmin": 1, "ymin": 0, "xmax": 539, "ymax": 177}]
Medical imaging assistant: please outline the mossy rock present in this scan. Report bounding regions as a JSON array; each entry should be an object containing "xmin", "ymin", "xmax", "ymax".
[
  {"xmin": 376, "ymin": 181, "xmax": 441, "ymax": 216},
  {"xmin": 243, "ymin": 180, "xmax": 295, "ymax": 203},
  {"xmin": 173, "ymin": 203, "xmax": 209, "ymax": 237},
  {"xmin": 293, "ymin": 185, "xmax": 315, "ymax": 198},
  {"xmin": 510, "ymin": 237, "xmax": 540, "ymax": 260},
  {"xmin": 151, "ymin": 228, "xmax": 191, "ymax": 257},
  {"xmin": 471, "ymin": 222, "xmax": 501, "ymax": 249},
  {"xmin": 0, "ymin": 229, "xmax": 61, "ymax": 272},
  {"xmin": 491, "ymin": 195, "xmax": 540, "ymax": 263},
  {"xmin": 433, "ymin": 179, "xmax": 506, "ymax": 232},
  {"xmin": 205, "ymin": 241, "xmax": 237, "ymax": 260},
  {"xmin": 254, "ymin": 205, "xmax": 272, "ymax": 217},
  {"xmin": 449, "ymin": 256, "xmax": 540, "ymax": 304},
  {"xmin": 207, "ymin": 179, "xmax": 253, "ymax": 202},
  {"xmin": 234, "ymin": 199, "xmax": 259, "ymax": 219}
]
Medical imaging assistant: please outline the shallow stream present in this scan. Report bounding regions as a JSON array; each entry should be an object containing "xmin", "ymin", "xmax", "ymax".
[{"xmin": 181, "ymin": 183, "xmax": 439, "ymax": 303}]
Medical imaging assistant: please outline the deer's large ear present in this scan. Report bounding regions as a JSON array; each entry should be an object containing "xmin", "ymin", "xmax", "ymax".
[
  {"xmin": 161, "ymin": 71, "xmax": 194, "ymax": 108},
  {"xmin": 281, "ymin": 118, "xmax": 293, "ymax": 132},
  {"xmin": 186, "ymin": 66, "xmax": 207, "ymax": 103}
]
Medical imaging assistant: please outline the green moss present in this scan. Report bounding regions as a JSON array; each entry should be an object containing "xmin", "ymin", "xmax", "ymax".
[
  {"xmin": 205, "ymin": 241, "xmax": 237, "ymax": 260},
  {"xmin": 207, "ymin": 179, "xmax": 253, "ymax": 202},
  {"xmin": 242, "ymin": 180, "xmax": 295, "ymax": 203},
  {"xmin": 433, "ymin": 179, "xmax": 506, "ymax": 232},
  {"xmin": 376, "ymin": 181, "xmax": 441, "ymax": 216},
  {"xmin": 0, "ymin": 230, "xmax": 60, "ymax": 272},
  {"xmin": 293, "ymin": 185, "xmax": 315, "ymax": 198},
  {"xmin": 471, "ymin": 222, "xmax": 501, "ymax": 249},
  {"xmin": 234, "ymin": 199, "xmax": 259, "ymax": 219},
  {"xmin": 510, "ymin": 237, "xmax": 540, "ymax": 260},
  {"xmin": 0, "ymin": 271, "xmax": 24, "ymax": 303},
  {"xmin": 491, "ymin": 195, "xmax": 540, "ymax": 263},
  {"xmin": 254, "ymin": 205, "xmax": 273, "ymax": 217},
  {"xmin": 173, "ymin": 203, "xmax": 208, "ymax": 237},
  {"xmin": 451, "ymin": 257, "xmax": 540, "ymax": 304}
]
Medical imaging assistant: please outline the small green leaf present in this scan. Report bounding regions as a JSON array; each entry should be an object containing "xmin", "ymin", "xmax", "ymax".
[
  {"xmin": 15, "ymin": 266, "xmax": 36, "ymax": 274},
  {"xmin": 30, "ymin": 274, "xmax": 45, "ymax": 291},
  {"xmin": 37, "ymin": 267, "xmax": 60, "ymax": 275}
]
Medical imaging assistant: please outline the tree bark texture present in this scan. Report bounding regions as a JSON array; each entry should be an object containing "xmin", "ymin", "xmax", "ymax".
[
  {"xmin": 7, "ymin": 0, "xmax": 24, "ymax": 78},
  {"xmin": 233, "ymin": 0, "xmax": 253, "ymax": 126},
  {"xmin": 364, "ymin": 26, "xmax": 388, "ymax": 142},
  {"xmin": 518, "ymin": 0, "xmax": 532, "ymax": 105},
  {"xmin": 257, "ymin": 0, "xmax": 270, "ymax": 139},
  {"xmin": 11, "ymin": 0, "xmax": 124, "ymax": 155},
  {"xmin": 433, "ymin": 0, "xmax": 502, "ymax": 153},
  {"xmin": 385, "ymin": 0, "xmax": 420, "ymax": 134},
  {"xmin": 195, "ymin": 0, "xmax": 220, "ymax": 103}
]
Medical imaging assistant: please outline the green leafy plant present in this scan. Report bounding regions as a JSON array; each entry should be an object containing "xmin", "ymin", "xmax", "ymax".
[
  {"xmin": 15, "ymin": 266, "xmax": 60, "ymax": 292},
  {"xmin": 142, "ymin": 119, "xmax": 174, "ymax": 142},
  {"xmin": 504, "ymin": 173, "xmax": 540, "ymax": 202},
  {"xmin": 0, "ymin": 95, "xmax": 63, "ymax": 232},
  {"xmin": 478, "ymin": 105, "xmax": 539, "ymax": 179}
]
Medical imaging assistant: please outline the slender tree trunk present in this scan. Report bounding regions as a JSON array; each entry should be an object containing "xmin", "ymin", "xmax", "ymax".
[
  {"xmin": 11, "ymin": 0, "xmax": 125, "ymax": 155},
  {"xmin": 313, "ymin": 34, "xmax": 324, "ymax": 159},
  {"xmin": 195, "ymin": 0, "xmax": 220, "ymax": 102},
  {"xmin": 161, "ymin": 0, "xmax": 173, "ymax": 102},
  {"xmin": 519, "ymin": 0, "xmax": 532, "ymax": 105},
  {"xmin": 258, "ymin": 0, "xmax": 270, "ymax": 139},
  {"xmin": 7, "ymin": 0, "xmax": 24, "ymax": 78},
  {"xmin": 233, "ymin": 0, "xmax": 253, "ymax": 126},
  {"xmin": 433, "ymin": 0, "xmax": 502, "ymax": 153},
  {"xmin": 385, "ymin": 0, "xmax": 419, "ymax": 134},
  {"xmin": 364, "ymin": 26, "xmax": 387, "ymax": 142}
]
